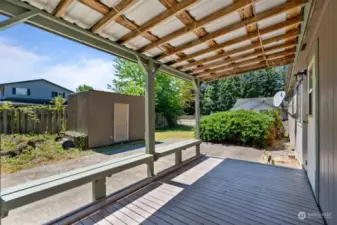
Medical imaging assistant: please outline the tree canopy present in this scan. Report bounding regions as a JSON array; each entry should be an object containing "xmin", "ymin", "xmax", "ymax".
[
  {"xmin": 109, "ymin": 58, "xmax": 192, "ymax": 127},
  {"xmin": 76, "ymin": 84, "xmax": 93, "ymax": 92},
  {"xmin": 201, "ymin": 66, "xmax": 286, "ymax": 115}
]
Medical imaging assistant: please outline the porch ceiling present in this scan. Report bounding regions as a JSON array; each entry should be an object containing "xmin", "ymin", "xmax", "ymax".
[{"xmin": 1, "ymin": 0, "xmax": 306, "ymax": 81}]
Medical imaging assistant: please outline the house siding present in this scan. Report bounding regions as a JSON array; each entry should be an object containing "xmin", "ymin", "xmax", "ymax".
[
  {"xmin": 0, "ymin": 80, "xmax": 72, "ymax": 103},
  {"xmin": 316, "ymin": 1, "xmax": 337, "ymax": 223}
]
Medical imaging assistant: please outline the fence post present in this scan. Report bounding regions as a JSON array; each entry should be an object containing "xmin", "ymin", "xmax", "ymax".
[
  {"xmin": 21, "ymin": 111, "xmax": 27, "ymax": 133},
  {"xmin": 3, "ymin": 110, "xmax": 8, "ymax": 134},
  {"xmin": 16, "ymin": 109, "xmax": 20, "ymax": 133},
  {"xmin": 40, "ymin": 110, "xmax": 46, "ymax": 133},
  {"xmin": 9, "ymin": 110, "xmax": 14, "ymax": 134},
  {"xmin": 52, "ymin": 111, "xmax": 57, "ymax": 133},
  {"xmin": 0, "ymin": 111, "xmax": 3, "ymax": 134},
  {"xmin": 47, "ymin": 111, "xmax": 52, "ymax": 133},
  {"xmin": 27, "ymin": 114, "xmax": 33, "ymax": 133}
]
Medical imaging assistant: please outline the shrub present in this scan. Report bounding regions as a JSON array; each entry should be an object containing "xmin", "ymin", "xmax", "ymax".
[
  {"xmin": 200, "ymin": 110, "xmax": 274, "ymax": 148},
  {"xmin": 261, "ymin": 110, "xmax": 284, "ymax": 139}
]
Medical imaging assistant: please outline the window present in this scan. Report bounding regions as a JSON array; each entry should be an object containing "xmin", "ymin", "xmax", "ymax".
[
  {"xmin": 13, "ymin": 87, "xmax": 30, "ymax": 96},
  {"xmin": 52, "ymin": 91, "xmax": 66, "ymax": 98}
]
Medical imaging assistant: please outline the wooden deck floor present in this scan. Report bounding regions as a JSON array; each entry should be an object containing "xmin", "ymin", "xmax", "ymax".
[{"xmin": 75, "ymin": 157, "xmax": 324, "ymax": 225}]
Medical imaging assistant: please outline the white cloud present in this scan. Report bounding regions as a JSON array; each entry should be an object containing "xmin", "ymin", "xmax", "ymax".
[{"xmin": 0, "ymin": 37, "xmax": 115, "ymax": 91}]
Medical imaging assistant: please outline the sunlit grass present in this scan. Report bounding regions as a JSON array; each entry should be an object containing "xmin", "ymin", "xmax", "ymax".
[{"xmin": 155, "ymin": 125, "xmax": 195, "ymax": 141}]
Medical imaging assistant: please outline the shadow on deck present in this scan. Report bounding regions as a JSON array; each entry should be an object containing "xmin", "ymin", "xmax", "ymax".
[{"xmin": 75, "ymin": 157, "xmax": 324, "ymax": 225}]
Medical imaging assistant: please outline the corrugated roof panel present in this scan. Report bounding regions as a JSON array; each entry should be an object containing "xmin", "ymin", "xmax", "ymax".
[
  {"xmin": 174, "ymin": 61, "xmax": 189, "ymax": 67},
  {"xmin": 99, "ymin": 22, "xmax": 131, "ymax": 41},
  {"xmin": 203, "ymin": 11, "xmax": 241, "ymax": 33},
  {"xmin": 99, "ymin": 0, "xmax": 121, "ymax": 8},
  {"xmin": 63, "ymin": 1, "xmax": 103, "ymax": 29},
  {"xmin": 258, "ymin": 13, "xmax": 287, "ymax": 29},
  {"xmin": 125, "ymin": 35, "xmax": 151, "ymax": 50},
  {"xmin": 214, "ymin": 27, "xmax": 247, "ymax": 44},
  {"xmin": 144, "ymin": 47, "xmax": 163, "ymax": 57},
  {"xmin": 187, "ymin": 0, "xmax": 233, "ymax": 21},
  {"xmin": 203, "ymin": 58, "xmax": 223, "ymax": 65},
  {"xmin": 265, "ymin": 48, "xmax": 284, "ymax": 55},
  {"xmin": 23, "ymin": 0, "xmax": 60, "ymax": 13},
  {"xmin": 123, "ymin": 0, "xmax": 166, "ymax": 26},
  {"xmin": 239, "ymin": 60, "xmax": 260, "ymax": 67},
  {"xmin": 261, "ymin": 28, "xmax": 285, "ymax": 40},
  {"xmin": 253, "ymin": 0, "xmax": 287, "ymax": 14},
  {"xmin": 235, "ymin": 56, "xmax": 258, "ymax": 63},
  {"xmin": 230, "ymin": 49, "xmax": 255, "ymax": 57},
  {"xmin": 193, "ymin": 52, "xmax": 216, "ymax": 61},
  {"xmin": 224, "ymin": 40, "xmax": 251, "ymax": 52},
  {"xmin": 170, "ymin": 32, "xmax": 198, "ymax": 47},
  {"xmin": 184, "ymin": 43, "xmax": 208, "ymax": 55},
  {"xmin": 160, "ymin": 55, "xmax": 179, "ymax": 63},
  {"xmin": 150, "ymin": 17, "xmax": 185, "ymax": 38},
  {"xmin": 264, "ymin": 39, "xmax": 285, "ymax": 48}
]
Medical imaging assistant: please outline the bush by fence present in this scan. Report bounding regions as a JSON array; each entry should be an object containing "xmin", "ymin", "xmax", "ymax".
[
  {"xmin": 200, "ymin": 110, "xmax": 276, "ymax": 148},
  {"xmin": 0, "ymin": 108, "xmax": 67, "ymax": 134}
]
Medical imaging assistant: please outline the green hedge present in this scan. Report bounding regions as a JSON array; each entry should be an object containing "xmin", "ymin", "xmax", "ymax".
[{"xmin": 200, "ymin": 110, "xmax": 275, "ymax": 148}]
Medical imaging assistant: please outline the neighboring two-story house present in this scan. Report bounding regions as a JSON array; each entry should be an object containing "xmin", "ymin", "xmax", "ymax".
[{"xmin": 0, "ymin": 79, "xmax": 74, "ymax": 104}]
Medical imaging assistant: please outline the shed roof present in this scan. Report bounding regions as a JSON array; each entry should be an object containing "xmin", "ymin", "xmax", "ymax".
[{"xmin": 0, "ymin": 0, "xmax": 307, "ymax": 81}]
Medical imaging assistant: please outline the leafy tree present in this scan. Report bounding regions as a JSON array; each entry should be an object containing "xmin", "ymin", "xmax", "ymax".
[
  {"xmin": 201, "ymin": 66, "xmax": 286, "ymax": 114},
  {"xmin": 50, "ymin": 95, "xmax": 66, "ymax": 110},
  {"xmin": 76, "ymin": 84, "xmax": 93, "ymax": 92},
  {"xmin": 109, "ymin": 58, "xmax": 185, "ymax": 127}
]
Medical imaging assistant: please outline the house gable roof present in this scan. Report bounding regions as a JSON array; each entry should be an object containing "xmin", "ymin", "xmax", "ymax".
[
  {"xmin": 231, "ymin": 97, "xmax": 277, "ymax": 111},
  {"xmin": 0, "ymin": 79, "xmax": 74, "ymax": 93}
]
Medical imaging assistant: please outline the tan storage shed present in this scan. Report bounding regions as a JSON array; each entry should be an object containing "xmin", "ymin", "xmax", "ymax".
[{"xmin": 68, "ymin": 90, "xmax": 145, "ymax": 148}]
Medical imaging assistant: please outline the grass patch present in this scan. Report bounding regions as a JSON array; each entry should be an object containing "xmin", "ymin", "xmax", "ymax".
[
  {"xmin": 0, "ymin": 134, "xmax": 91, "ymax": 174},
  {"xmin": 155, "ymin": 125, "xmax": 194, "ymax": 141}
]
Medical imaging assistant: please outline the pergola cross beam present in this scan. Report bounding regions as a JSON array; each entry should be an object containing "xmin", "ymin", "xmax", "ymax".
[{"xmin": 0, "ymin": 9, "xmax": 37, "ymax": 30}]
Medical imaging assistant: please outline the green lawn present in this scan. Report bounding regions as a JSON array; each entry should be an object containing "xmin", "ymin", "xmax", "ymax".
[
  {"xmin": 1, "ymin": 126, "xmax": 194, "ymax": 174},
  {"xmin": 155, "ymin": 125, "xmax": 194, "ymax": 141}
]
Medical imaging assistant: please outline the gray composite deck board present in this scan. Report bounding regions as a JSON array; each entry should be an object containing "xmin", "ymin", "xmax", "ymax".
[{"xmin": 76, "ymin": 157, "xmax": 324, "ymax": 225}]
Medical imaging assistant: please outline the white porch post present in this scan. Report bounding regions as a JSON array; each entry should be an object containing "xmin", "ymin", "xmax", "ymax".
[
  {"xmin": 137, "ymin": 56, "xmax": 160, "ymax": 176},
  {"xmin": 193, "ymin": 78, "xmax": 201, "ymax": 155}
]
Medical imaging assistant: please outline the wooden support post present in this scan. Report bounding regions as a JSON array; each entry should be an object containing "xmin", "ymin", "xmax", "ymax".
[
  {"xmin": 193, "ymin": 78, "xmax": 201, "ymax": 155},
  {"xmin": 175, "ymin": 150, "xmax": 182, "ymax": 165},
  {"xmin": 137, "ymin": 56, "xmax": 161, "ymax": 177},
  {"xmin": 92, "ymin": 178, "xmax": 106, "ymax": 201}
]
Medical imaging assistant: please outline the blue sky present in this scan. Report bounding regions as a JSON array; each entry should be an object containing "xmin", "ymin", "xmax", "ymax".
[{"xmin": 0, "ymin": 15, "xmax": 116, "ymax": 91}]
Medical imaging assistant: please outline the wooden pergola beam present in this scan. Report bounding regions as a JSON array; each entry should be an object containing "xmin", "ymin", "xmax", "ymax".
[
  {"xmin": 118, "ymin": 0, "xmax": 198, "ymax": 44},
  {"xmin": 78, "ymin": 0, "xmax": 109, "ymax": 14},
  {"xmin": 172, "ymin": 16, "xmax": 301, "ymax": 65},
  {"xmin": 139, "ymin": 0, "xmax": 252, "ymax": 53},
  {"xmin": 91, "ymin": 0, "xmax": 137, "ymax": 33},
  {"xmin": 196, "ymin": 52, "xmax": 296, "ymax": 77},
  {"xmin": 53, "ymin": 0, "xmax": 74, "ymax": 17},
  {"xmin": 155, "ymin": 0, "xmax": 305, "ymax": 60},
  {"xmin": 203, "ymin": 56, "xmax": 295, "ymax": 81},
  {"xmin": 191, "ymin": 47, "xmax": 295, "ymax": 74},
  {"xmin": 180, "ymin": 37, "xmax": 297, "ymax": 71}
]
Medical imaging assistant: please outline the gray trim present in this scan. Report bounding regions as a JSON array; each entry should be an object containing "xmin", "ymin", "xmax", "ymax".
[
  {"xmin": 0, "ymin": 0, "xmax": 194, "ymax": 81},
  {"xmin": 0, "ymin": 9, "xmax": 37, "ymax": 30}
]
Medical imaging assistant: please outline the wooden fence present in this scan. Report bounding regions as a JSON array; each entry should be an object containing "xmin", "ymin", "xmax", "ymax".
[{"xmin": 0, "ymin": 109, "xmax": 67, "ymax": 134}]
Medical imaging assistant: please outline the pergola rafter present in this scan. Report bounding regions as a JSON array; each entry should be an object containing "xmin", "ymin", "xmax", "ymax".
[
  {"xmin": 3, "ymin": 0, "xmax": 306, "ymax": 81},
  {"xmin": 154, "ymin": 0, "xmax": 305, "ymax": 61}
]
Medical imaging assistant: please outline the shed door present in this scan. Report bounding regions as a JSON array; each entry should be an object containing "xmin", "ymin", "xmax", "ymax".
[{"xmin": 114, "ymin": 103, "xmax": 129, "ymax": 142}]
